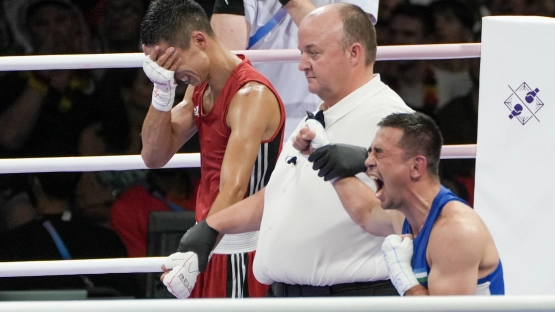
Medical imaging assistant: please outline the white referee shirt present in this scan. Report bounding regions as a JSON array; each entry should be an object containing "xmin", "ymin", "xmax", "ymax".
[
  {"xmin": 244, "ymin": 0, "xmax": 379, "ymax": 141},
  {"xmin": 253, "ymin": 75, "xmax": 414, "ymax": 286}
]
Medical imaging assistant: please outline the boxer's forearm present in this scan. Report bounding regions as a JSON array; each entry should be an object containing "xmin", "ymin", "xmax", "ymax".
[
  {"xmin": 211, "ymin": 14, "xmax": 250, "ymax": 50},
  {"xmin": 207, "ymin": 188, "xmax": 265, "ymax": 234},
  {"xmin": 284, "ymin": 0, "xmax": 318, "ymax": 27}
]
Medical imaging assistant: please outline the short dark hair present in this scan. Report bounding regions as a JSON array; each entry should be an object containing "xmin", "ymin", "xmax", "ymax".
[
  {"xmin": 337, "ymin": 3, "xmax": 377, "ymax": 66},
  {"xmin": 141, "ymin": 0, "xmax": 214, "ymax": 50},
  {"xmin": 377, "ymin": 112, "xmax": 443, "ymax": 177}
]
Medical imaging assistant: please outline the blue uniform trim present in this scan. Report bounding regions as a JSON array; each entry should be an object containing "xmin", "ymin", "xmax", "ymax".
[
  {"xmin": 402, "ymin": 186, "xmax": 505, "ymax": 295},
  {"xmin": 248, "ymin": 8, "xmax": 287, "ymax": 49},
  {"xmin": 43, "ymin": 220, "xmax": 72, "ymax": 260}
]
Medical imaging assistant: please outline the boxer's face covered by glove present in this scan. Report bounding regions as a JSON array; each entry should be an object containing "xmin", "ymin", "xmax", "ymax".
[
  {"xmin": 143, "ymin": 32, "xmax": 209, "ymax": 87},
  {"xmin": 365, "ymin": 127, "xmax": 414, "ymax": 210}
]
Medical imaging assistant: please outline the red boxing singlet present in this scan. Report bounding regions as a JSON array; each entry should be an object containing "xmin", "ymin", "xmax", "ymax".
[{"xmin": 191, "ymin": 55, "xmax": 285, "ymax": 222}]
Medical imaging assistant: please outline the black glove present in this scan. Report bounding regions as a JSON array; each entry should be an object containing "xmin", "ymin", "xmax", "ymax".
[
  {"xmin": 308, "ymin": 143, "xmax": 368, "ymax": 181},
  {"xmin": 177, "ymin": 220, "xmax": 219, "ymax": 272}
]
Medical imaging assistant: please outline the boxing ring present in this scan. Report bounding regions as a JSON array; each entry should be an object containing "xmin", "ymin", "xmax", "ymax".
[{"xmin": 0, "ymin": 39, "xmax": 553, "ymax": 311}]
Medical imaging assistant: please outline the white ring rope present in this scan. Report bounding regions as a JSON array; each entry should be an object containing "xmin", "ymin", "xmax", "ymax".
[
  {"xmin": 0, "ymin": 258, "xmax": 164, "ymax": 277},
  {"xmin": 0, "ymin": 44, "xmax": 479, "ymax": 174},
  {"xmin": 0, "ymin": 43, "xmax": 481, "ymax": 71},
  {"xmin": 0, "ymin": 296, "xmax": 554, "ymax": 312},
  {"xmin": 0, "ymin": 153, "xmax": 200, "ymax": 174},
  {"xmin": 0, "ymin": 145, "xmax": 475, "ymax": 174}
]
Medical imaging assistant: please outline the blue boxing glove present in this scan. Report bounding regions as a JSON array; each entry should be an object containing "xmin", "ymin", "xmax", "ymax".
[{"xmin": 308, "ymin": 143, "xmax": 368, "ymax": 181}]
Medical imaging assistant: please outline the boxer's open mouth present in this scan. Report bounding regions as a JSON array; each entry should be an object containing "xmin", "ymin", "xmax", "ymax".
[{"xmin": 370, "ymin": 175, "xmax": 384, "ymax": 196}]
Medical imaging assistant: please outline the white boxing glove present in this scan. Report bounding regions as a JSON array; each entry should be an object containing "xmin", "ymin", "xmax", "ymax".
[
  {"xmin": 305, "ymin": 118, "xmax": 329, "ymax": 149},
  {"xmin": 381, "ymin": 235, "xmax": 420, "ymax": 296},
  {"xmin": 143, "ymin": 55, "xmax": 177, "ymax": 112},
  {"xmin": 162, "ymin": 252, "xmax": 200, "ymax": 299}
]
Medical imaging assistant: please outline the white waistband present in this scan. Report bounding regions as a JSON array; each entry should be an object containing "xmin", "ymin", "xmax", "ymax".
[{"xmin": 212, "ymin": 231, "xmax": 259, "ymax": 254}]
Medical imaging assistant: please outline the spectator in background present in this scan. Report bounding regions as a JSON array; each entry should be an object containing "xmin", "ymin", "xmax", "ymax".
[
  {"xmin": 95, "ymin": 0, "xmax": 147, "ymax": 53},
  {"xmin": 96, "ymin": 68, "xmax": 154, "ymax": 156},
  {"xmin": 427, "ymin": 0, "xmax": 478, "ymax": 109},
  {"xmin": 0, "ymin": 3, "xmax": 24, "ymax": 58},
  {"xmin": 0, "ymin": 0, "xmax": 131, "ymax": 228},
  {"xmin": 487, "ymin": 0, "xmax": 553, "ymax": 16},
  {"xmin": 3, "ymin": 0, "xmax": 93, "ymax": 55},
  {"xmin": 0, "ymin": 0, "xmax": 125, "ymax": 158},
  {"xmin": 381, "ymin": 1, "xmax": 477, "ymax": 118},
  {"xmin": 374, "ymin": 0, "xmax": 407, "ymax": 46},
  {"xmin": 0, "ymin": 174, "xmax": 37, "ymax": 233},
  {"xmin": 110, "ymin": 168, "xmax": 198, "ymax": 259},
  {"xmin": 0, "ymin": 171, "xmax": 138, "ymax": 297},
  {"xmin": 380, "ymin": 4, "xmax": 437, "ymax": 115},
  {"xmin": 377, "ymin": 0, "xmax": 407, "ymax": 22},
  {"xmin": 436, "ymin": 54, "xmax": 481, "ymax": 206}
]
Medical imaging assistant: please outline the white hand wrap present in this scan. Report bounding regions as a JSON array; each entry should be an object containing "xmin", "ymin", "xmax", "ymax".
[
  {"xmin": 305, "ymin": 119, "xmax": 329, "ymax": 149},
  {"xmin": 143, "ymin": 56, "xmax": 177, "ymax": 112},
  {"xmin": 381, "ymin": 235, "xmax": 420, "ymax": 296},
  {"xmin": 162, "ymin": 252, "xmax": 200, "ymax": 299}
]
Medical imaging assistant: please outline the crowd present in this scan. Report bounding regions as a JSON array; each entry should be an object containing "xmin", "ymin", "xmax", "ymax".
[{"xmin": 0, "ymin": 0, "xmax": 553, "ymax": 299}]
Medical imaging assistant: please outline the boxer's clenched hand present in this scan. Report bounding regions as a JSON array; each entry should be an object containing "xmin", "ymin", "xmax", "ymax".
[
  {"xmin": 381, "ymin": 234, "xmax": 420, "ymax": 296},
  {"xmin": 161, "ymin": 252, "xmax": 200, "ymax": 299}
]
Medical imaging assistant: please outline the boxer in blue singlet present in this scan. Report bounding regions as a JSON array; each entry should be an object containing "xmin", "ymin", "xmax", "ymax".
[
  {"xmin": 402, "ymin": 186, "xmax": 504, "ymax": 295},
  {"xmin": 306, "ymin": 112, "xmax": 505, "ymax": 296}
]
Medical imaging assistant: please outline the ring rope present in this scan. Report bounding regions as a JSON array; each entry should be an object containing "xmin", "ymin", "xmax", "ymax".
[
  {"xmin": 0, "ymin": 258, "xmax": 164, "ymax": 277},
  {"xmin": 0, "ymin": 296, "xmax": 554, "ymax": 311},
  {"xmin": 0, "ymin": 145, "xmax": 475, "ymax": 174},
  {"xmin": 0, "ymin": 153, "xmax": 200, "ymax": 174},
  {"xmin": 0, "ymin": 43, "xmax": 481, "ymax": 71}
]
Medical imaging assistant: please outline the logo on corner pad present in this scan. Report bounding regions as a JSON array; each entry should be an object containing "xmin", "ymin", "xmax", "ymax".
[{"xmin": 505, "ymin": 82, "xmax": 544, "ymax": 125}]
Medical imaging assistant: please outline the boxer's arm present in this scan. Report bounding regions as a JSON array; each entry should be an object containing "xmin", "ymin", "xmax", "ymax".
[
  {"xmin": 421, "ymin": 203, "xmax": 484, "ymax": 295},
  {"xmin": 141, "ymin": 45, "xmax": 197, "ymax": 168},
  {"xmin": 141, "ymin": 85, "xmax": 197, "ymax": 168},
  {"xmin": 206, "ymin": 82, "xmax": 281, "ymax": 217},
  {"xmin": 211, "ymin": 0, "xmax": 250, "ymax": 50},
  {"xmin": 211, "ymin": 14, "xmax": 250, "ymax": 50},
  {"xmin": 283, "ymin": 0, "xmax": 317, "ymax": 27},
  {"xmin": 207, "ymin": 187, "xmax": 265, "ymax": 234},
  {"xmin": 331, "ymin": 177, "xmax": 403, "ymax": 236}
]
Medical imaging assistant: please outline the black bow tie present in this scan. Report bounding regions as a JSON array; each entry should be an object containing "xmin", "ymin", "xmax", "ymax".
[{"xmin": 306, "ymin": 110, "xmax": 325, "ymax": 128}]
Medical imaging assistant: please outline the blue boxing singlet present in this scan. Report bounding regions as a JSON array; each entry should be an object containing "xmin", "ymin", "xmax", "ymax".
[{"xmin": 402, "ymin": 186, "xmax": 505, "ymax": 295}]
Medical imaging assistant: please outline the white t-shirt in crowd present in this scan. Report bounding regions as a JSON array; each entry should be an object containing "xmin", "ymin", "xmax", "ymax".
[
  {"xmin": 253, "ymin": 75, "xmax": 414, "ymax": 286},
  {"xmin": 244, "ymin": 0, "xmax": 379, "ymax": 141}
]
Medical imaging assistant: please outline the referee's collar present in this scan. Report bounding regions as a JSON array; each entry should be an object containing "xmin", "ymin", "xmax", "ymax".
[{"xmin": 315, "ymin": 74, "xmax": 385, "ymax": 129}]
